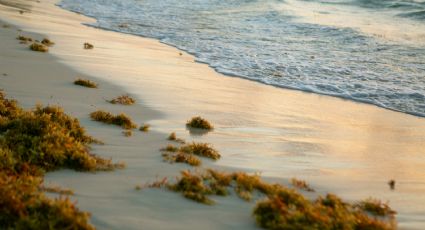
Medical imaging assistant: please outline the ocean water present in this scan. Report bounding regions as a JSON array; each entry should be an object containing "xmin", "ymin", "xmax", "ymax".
[{"xmin": 59, "ymin": 0, "xmax": 425, "ymax": 117}]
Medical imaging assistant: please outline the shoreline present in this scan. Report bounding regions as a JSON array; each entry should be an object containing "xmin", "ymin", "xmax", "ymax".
[
  {"xmin": 88, "ymin": 23, "xmax": 425, "ymax": 119},
  {"xmin": 1, "ymin": 0, "xmax": 425, "ymax": 229}
]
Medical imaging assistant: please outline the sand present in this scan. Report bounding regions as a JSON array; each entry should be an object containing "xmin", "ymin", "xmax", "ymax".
[{"xmin": 1, "ymin": 0, "xmax": 425, "ymax": 229}]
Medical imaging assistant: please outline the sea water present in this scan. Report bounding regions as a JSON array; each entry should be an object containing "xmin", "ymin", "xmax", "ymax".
[{"xmin": 59, "ymin": 0, "xmax": 425, "ymax": 117}]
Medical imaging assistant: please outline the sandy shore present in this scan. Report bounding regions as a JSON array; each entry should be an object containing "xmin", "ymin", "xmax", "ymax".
[
  {"xmin": 1, "ymin": 0, "xmax": 425, "ymax": 229},
  {"xmin": 0, "ymin": 19, "xmax": 259, "ymax": 230}
]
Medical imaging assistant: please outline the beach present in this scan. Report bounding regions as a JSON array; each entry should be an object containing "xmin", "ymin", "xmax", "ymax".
[{"xmin": 1, "ymin": 0, "xmax": 425, "ymax": 229}]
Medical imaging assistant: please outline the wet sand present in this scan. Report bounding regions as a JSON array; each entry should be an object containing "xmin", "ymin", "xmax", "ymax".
[{"xmin": 1, "ymin": 0, "xmax": 425, "ymax": 229}]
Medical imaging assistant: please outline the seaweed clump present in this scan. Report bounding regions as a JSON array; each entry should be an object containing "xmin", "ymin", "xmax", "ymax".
[
  {"xmin": 41, "ymin": 38, "xmax": 54, "ymax": 46},
  {"xmin": 0, "ymin": 91, "xmax": 124, "ymax": 229},
  {"xmin": 254, "ymin": 192, "xmax": 395, "ymax": 230},
  {"xmin": 167, "ymin": 132, "xmax": 185, "ymax": 144},
  {"xmin": 156, "ymin": 169, "xmax": 396, "ymax": 229},
  {"xmin": 16, "ymin": 35, "xmax": 32, "ymax": 43},
  {"xmin": 186, "ymin": 116, "xmax": 213, "ymax": 130},
  {"xmin": 355, "ymin": 198, "xmax": 396, "ymax": 217},
  {"xmin": 109, "ymin": 95, "xmax": 135, "ymax": 105},
  {"xmin": 139, "ymin": 124, "xmax": 150, "ymax": 132},
  {"xmin": 84, "ymin": 42, "xmax": 94, "ymax": 49},
  {"xmin": 0, "ymin": 174, "xmax": 94, "ymax": 230},
  {"xmin": 29, "ymin": 43, "xmax": 48, "ymax": 52},
  {"xmin": 90, "ymin": 110, "xmax": 137, "ymax": 129},
  {"xmin": 161, "ymin": 144, "xmax": 201, "ymax": 166},
  {"xmin": 179, "ymin": 142, "xmax": 220, "ymax": 160},
  {"xmin": 0, "ymin": 103, "xmax": 119, "ymax": 172},
  {"xmin": 74, "ymin": 79, "xmax": 98, "ymax": 88},
  {"xmin": 165, "ymin": 170, "xmax": 275, "ymax": 204},
  {"xmin": 160, "ymin": 142, "xmax": 220, "ymax": 166},
  {"xmin": 162, "ymin": 152, "xmax": 201, "ymax": 166}
]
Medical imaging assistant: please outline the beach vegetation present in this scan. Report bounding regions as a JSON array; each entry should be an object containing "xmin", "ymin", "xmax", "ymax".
[
  {"xmin": 84, "ymin": 42, "xmax": 94, "ymax": 49},
  {"xmin": 186, "ymin": 116, "xmax": 213, "ymax": 130},
  {"xmin": 90, "ymin": 110, "xmax": 137, "ymax": 129},
  {"xmin": 74, "ymin": 78, "xmax": 98, "ymax": 88},
  {"xmin": 109, "ymin": 95, "xmax": 135, "ymax": 105},
  {"xmin": 29, "ymin": 42, "xmax": 48, "ymax": 52},
  {"xmin": 139, "ymin": 124, "xmax": 150, "ymax": 132}
]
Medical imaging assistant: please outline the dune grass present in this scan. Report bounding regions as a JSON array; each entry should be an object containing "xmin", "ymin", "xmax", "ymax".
[
  {"xmin": 29, "ymin": 42, "xmax": 48, "ymax": 52},
  {"xmin": 90, "ymin": 110, "xmax": 137, "ymax": 130},
  {"xmin": 151, "ymin": 169, "xmax": 395, "ymax": 229},
  {"xmin": 74, "ymin": 78, "xmax": 98, "ymax": 88},
  {"xmin": 0, "ymin": 91, "xmax": 124, "ymax": 229},
  {"xmin": 186, "ymin": 116, "xmax": 213, "ymax": 130},
  {"xmin": 109, "ymin": 95, "xmax": 135, "ymax": 105}
]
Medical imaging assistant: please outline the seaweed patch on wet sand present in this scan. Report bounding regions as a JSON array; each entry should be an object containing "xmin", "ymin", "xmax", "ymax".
[{"xmin": 90, "ymin": 110, "xmax": 137, "ymax": 129}]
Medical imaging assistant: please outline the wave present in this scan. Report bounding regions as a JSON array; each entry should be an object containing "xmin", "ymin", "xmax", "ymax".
[{"xmin": 398, "ymin": 10, "xmax": 425, "ymax": 20}]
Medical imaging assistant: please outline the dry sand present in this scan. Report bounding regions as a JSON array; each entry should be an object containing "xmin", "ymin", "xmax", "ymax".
[{"xmin": 1, "ymin": 0, "xmax": 425, "ymax": 229}]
